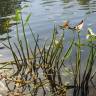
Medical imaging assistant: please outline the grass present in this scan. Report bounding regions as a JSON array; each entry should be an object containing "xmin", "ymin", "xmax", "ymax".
[{"xmin": 0, "ymin": 17, "xmax": 96, "ymax": 96}]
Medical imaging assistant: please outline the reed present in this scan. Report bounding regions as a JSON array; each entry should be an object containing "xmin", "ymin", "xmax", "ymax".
[{"xmin": 0, "ymin": 16, "xmax": 96, "ymax": 96}]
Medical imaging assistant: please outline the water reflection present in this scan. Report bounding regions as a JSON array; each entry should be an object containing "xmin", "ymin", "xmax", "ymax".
[
  {"xmin": 0, "ymin": 0, "xmax": 21, "ymax": 35},
  {"xmin": 0, "ymin": 0, "xmax": 96, "ymax": 62},
  {"xmin": 0, "ymin": 18, "xmax": 11, "ymax": 35},
  {"xmin": 61, "ymin": 0, "xmax": 90, "ymax": 5},
  {"xmin": 77, "ymin": 0, "xmax": 90, "ymax": 5},
  {"xmin": 60, "ymin": 0, "xmax": 72, "ymax": 3}
]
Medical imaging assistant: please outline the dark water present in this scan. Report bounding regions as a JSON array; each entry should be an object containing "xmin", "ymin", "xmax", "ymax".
[{"xmin": 0, "ymin": 0, "xmax": 96, "ymax": 62}]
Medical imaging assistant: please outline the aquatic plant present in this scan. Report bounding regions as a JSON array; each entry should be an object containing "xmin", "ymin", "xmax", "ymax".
[{"xmin": 0, "ymin": 13, "xmax": 96, "ymax": 96}]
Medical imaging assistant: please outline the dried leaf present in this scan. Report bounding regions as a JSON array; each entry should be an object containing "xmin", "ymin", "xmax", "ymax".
[
  {"xmin": 59, "ymin": 20, "xmax": 69, "ymax": 29},
  {"xmin": 75, "ymin": 20, "xmax": 84, "ymax": 31},
  {"xmin": 63, "ymin": 20, "xmax": 69, "ymax": 28}
]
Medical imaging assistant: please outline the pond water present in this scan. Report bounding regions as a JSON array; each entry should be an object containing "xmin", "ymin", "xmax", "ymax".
[{"xmin": 0, "ymin": 0, "xmax": 96, "ymax": 62}]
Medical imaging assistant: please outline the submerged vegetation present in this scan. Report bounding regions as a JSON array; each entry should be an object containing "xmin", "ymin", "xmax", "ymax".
[{"xmin": 0, "ymin": 10, "xmax": 96, "ymax": 96}]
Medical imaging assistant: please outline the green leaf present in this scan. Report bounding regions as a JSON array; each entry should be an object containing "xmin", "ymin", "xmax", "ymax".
[
  {"xmin": 64, "ymin": 40, "xmax": 74, "ymax": 59},
  {"xmin": 14, "ymin": 9, "xmax": 21, "ymax": 21},
  {"xmin": 24, "ymin": 13, "xmax": 32, "ymax": 26},
  {"xmin": 75, "ymin": 42, "xmax": 85, "ymax": 47},
  {"xmin": 16, "ymin": 9, "xmax": 21, "ymax": 19},
  {"xmin": 22, "ymin": 4, "xmax": 29, "ymax": 9}
]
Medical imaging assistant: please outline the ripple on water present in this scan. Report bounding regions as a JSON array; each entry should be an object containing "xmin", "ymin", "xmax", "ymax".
[{"xmin": 0, "ymin": 0, "xmax": 96, "ymax": 62}]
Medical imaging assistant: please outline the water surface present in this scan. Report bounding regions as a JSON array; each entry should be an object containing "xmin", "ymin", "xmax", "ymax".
[{"xmin": 0, "ymin": 0, "xmax": 96, "ymax": 62}]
